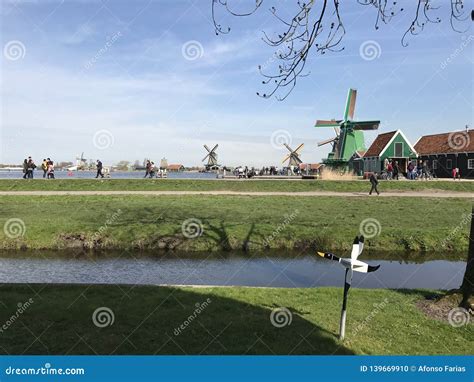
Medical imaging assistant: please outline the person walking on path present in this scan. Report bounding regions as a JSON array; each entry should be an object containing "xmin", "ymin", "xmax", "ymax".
[
  {"xmin": 41, "ymin": 159, "xmax": 48, "ymax": 178},
  {"xmin": 452, "ymin": 167, "xmax": 461, "ymax": 180},
  {"xmin": 95, "ymin": 160, "xmax": 104, "ymax": 178},
  {"xmin": 144, "ymin": 160, "xmax": 151, "ymax": 178},
  {"xmin": 407, "ymin": 161, "xmax": 415, "ymax": 180},
  {"xmin": 368, "ymin": 173, "xmax": 380, "ymax": 195},
  {"xmin": 27, "ymin": 157, "xmax": 36, "ymax": 179},
  {"xmin": 386, "ymin": 161, "xmax": 393, "ymax": 180},
  {"xmin": 47, "ymin": 159, "xmax": 55, "ymax": 179},
  {"xmin": 392, "ymin": 160, "xmax": 399, "ymax": 180},
  {"xmin": 22, "ymin": 159, "xmax": 28, "ymax": 179},
  {"xmin": 149, "ymin": 162, "xmax": 156, "ymax": 178}
]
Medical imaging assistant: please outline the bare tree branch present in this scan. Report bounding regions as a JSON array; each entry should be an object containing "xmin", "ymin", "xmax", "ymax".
[{"xmin": 212, "ymin": 0, "xmax": 470, "ymax": 100}]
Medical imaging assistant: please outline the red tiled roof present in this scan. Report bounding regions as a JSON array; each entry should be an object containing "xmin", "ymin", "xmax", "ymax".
[
  {"xmin": 364, "ymin": 131, "xmax": 397, "ymax": 157},
  {"xmin": 299, "ymin": 163, "xmax": 323, "ymax": 170},
  {"xmin": 168, "ymin": 164, "xmax": 184, "ymax": 170},
  {"xmin": 414, "ymin": 130, "xmax": 474, "ymax": 155}
]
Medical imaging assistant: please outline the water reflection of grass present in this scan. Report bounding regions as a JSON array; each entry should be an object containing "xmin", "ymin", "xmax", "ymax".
[
  {"xmin": 0, "ymin": 195, "xmax": 471, "ymax": 253},
  {"xmin": 0, "ymin": 249, "xmax": 466, "ymax": 262},
  {"xmin": 1, "ymin": 178, "xmax": 474, "ymax": 192},
  {"xmin": 0, "ymin": 284, "xmax": 471, "ymax": 355}
]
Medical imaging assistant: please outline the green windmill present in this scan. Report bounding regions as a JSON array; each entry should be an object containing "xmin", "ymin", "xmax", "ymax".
[{"xmin": 315, "ymin": 89, "xmax": 380, "ymax": 169}]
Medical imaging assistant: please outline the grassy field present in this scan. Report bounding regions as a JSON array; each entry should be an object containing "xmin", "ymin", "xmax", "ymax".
[
  {"xmin": 0, "ymin": 284, "xmax": 471, "ymax": 355},
  {"xmin": 1, "ymin": 178, "xmax": 473, "ymax": 192},
  {"xmin": 0, "ymin": 195, "xmax": 471, "ymax": 253}
]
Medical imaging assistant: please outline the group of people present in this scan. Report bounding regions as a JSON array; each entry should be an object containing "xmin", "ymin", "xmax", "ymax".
[
  {"xmin": 383, "ymin": 159, "xmax": 441, "ymax": 181},
  {"xmin": 22, "ymin": 157, "xmax": 55, "ymax": 179},
  {"xmin": 143, "ymin": 160, "xmax": 167, "ymax": 178}
]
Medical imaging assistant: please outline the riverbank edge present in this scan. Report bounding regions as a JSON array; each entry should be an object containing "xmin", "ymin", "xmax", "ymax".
[{"xmin": 0, "ymin": 234, "xmax": 468, "ymax": 257}]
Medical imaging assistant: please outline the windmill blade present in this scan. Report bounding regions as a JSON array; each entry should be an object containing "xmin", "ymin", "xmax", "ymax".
[
  {"xmin": 204, "ymin": 145, "xmax": 211, "ymax": 152},
  {"xmin": 282, "ymin": 154, "xmax": 291, "ymax": 164},
  {"xmin": 350, "ymin": 236, "xmax": 360, "ymax": 261},
  {"xmin": 317, "ymin": 252, "xmax": 341, "ymax": 262},
  {"xmin": 211, "ymin": 144, "xmax": 218, "ymax": 152},
  {"xmin": 367, "ymin": 264, "xmax": 381, "ymax": 273},
  {"xmin": 294, "ymin": 143, "xmax": 304, "ymax": 153},
  {"xmin": 349, "ymin": 121, "xmax": 380, "ymax": 131},
  {"xmin": 344, "ymin": 88, "xmax": 357, "ymax": 121},
  {"xmin": 317, "ymin": 137, "xmax": 337, "ymax": 147},
  {"xmin": 293, "ymin": 155, "xmax": 303, "ymax": 164},
  {"xmin": 358, "ymin": 236, "xmax": 365, "ymax": 256},
  {"xmin": 333, "ymin": 126, "xmax": 341, "ymax": 135},
  {"xmin": 202, "ymin": 153, "xmax": 210, "ymax": 162},
  {"xmin": 283, "ymin": 143, "xmax": 293, "ymax": 152},
  {"xmin": 351, "ymin": 259, "xmax": 381, "ymax": 273},
  {"xmin": 315, "ymin": 119, "xmax": 342, "ymax": 127}
]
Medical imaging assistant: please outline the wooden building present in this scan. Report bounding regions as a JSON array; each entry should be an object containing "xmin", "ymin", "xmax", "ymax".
[
  {"xmin": 414, "ymin": 129, "xmax": 474, "ymax": 179},
  {"xmin": 167, "ymin": 164, "xmax": 185, "ymax": 172},
  {"xmin": 363, "ymin": 130, "xmax": 417, "ymax": 173}
]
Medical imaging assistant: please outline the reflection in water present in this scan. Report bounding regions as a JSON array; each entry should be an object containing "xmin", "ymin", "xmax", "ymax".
[{"xmin": 0, "ymin": 252, "xmax": 465, "ymax": 290}]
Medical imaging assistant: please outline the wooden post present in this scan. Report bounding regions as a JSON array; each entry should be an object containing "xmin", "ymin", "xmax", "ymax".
[{"xmin": 339, "ymin": 268, "xmax": 351, "ymax": 340}]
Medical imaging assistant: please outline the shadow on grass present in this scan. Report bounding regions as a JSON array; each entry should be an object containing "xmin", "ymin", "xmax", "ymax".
[{"xmin": 0, "ymin": 284, "xmax": 353, "ymax": 355}]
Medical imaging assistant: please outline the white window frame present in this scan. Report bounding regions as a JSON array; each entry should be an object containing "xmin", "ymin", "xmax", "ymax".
[
  {"xmin": 432, "ymin": 159, "xmax": 438, "ymax": 169},
  {"xmin": 468, "ymin": 159, "xmax": 474, "ymax": 170}
]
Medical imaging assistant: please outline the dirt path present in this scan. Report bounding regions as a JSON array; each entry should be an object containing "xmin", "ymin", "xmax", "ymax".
[{"xmin": 0, "ymin": 190, "xmax": 472, "ymax": 198}]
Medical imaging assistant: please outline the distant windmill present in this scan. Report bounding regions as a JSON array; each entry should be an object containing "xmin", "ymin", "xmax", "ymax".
[
  {"xmin": 315, "ymin": 88, "xmax": 380, "ymax": 167},
  {"xmin": 202, "ymin": 144, "xmax": 219, "ymax": 170},
  {"xmin": 68, "ymin": 152, "xmax": 87, "ymax": 171},
  {"xmin": 160, "ymin": 157, "xmax": 168, "ymax": 169},
  {"xmin": 282, "ymin": 143, "xmax": 304, "ymax": 167}
]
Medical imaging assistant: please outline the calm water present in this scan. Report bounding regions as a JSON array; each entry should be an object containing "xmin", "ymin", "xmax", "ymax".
[
  {"xmin": 0, "ymin": 170, "xmax": 217, "ymax": 179},
  {"xmin": 0, "ymin": 252, "xmax": 465, "ymax": 290}
]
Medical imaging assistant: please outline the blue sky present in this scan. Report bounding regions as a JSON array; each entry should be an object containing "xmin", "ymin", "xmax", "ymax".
[{"xmin": 1, "ymin": 0, "xmax": 472, "ymax": 166}]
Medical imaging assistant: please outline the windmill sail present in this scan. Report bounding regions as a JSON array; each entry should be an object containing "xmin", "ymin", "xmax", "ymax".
[{"xmin": 313, "ymin": 88, "xmax": 380, "ymax": 163}]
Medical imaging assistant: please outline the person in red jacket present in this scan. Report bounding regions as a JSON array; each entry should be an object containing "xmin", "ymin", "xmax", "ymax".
[{"xmin": 452, "ymin": 167, "xmax": 461, "ymax": 180}]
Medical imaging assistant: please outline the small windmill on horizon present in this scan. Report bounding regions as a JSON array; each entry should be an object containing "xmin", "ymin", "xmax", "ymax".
[
  {"xmin": 202, "ymin": 144, "xmax": 219, "ymax": 170},
  {"xmin": 282, "ymin": 143, "xmax": 304, "ymax": 167}
]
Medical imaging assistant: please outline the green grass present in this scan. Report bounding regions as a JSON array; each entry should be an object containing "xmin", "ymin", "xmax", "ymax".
[
  {"xmin": 0, "ymin": 284, "xmax": 471, "ymax": 355},
  {"xmin": 0, "ymin": 195, "xmax": 471, "ymax": 253},
  {"xmin": 0, "ymin": 178, "xmax": 473, "ymax": 192}
]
